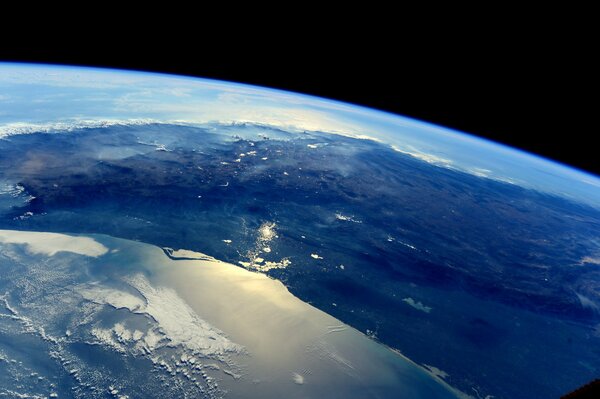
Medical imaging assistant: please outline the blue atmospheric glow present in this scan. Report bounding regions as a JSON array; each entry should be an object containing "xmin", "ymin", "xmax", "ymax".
[
  {"xmin": 0, "ymin": 62, "xmax": 598, "ymax": 206},
  {"xmin": 1, "ymin": 62, "xmax": 599, "ymax": 399}
]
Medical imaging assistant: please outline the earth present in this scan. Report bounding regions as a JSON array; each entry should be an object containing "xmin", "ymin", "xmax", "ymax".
[{"xmin": 0, "ymin": 63, "xmax": 599, "ymax": 399}]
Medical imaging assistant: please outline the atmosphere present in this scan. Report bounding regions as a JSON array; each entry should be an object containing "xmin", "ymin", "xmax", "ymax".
[{"xmin": 0, "ymin": 62, "xmax": 598, "ymax": 399}]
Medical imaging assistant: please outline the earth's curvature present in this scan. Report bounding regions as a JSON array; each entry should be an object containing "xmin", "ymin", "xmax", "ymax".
[{"xmin": 0, "ymin": 63, "xmax": 599, "ymax": 399}]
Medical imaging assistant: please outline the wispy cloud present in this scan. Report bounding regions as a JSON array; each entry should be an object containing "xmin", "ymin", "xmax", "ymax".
[
  {"xmin": 391, "ymin": 145, "xmax": 453, "ymax": 167},
  {"xmin": 402, "ymin": 297, "xmax": 432, "ymax": 313}
]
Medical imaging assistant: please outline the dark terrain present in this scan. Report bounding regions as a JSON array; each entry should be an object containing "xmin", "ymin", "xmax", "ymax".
[{"xmin": 1, "ymin": 123, "xmax": 599, "ymax": 398}]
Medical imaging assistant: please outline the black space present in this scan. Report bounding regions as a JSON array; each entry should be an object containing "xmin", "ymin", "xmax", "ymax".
[{"xmin": 0, "ymin": 23, "xmax": 596, "ymax": 176}]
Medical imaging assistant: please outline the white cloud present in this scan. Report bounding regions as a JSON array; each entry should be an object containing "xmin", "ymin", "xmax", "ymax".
[
  {"xmin": 576, "ymin": 293, "xmax": 599, "ymax": 312},
  {"xmin": 0, "ymin": 119, "xmax": 159, "ymax": 138},
  {"xmin": 78, "ymin": 274, "xmax": 244, "ymax": 356},
  {"xmin": 468, "ymin": 167, "xmax": 493, "ymax": 178},
  {"xmin": 391, "ymin": 145, "xmax": 453, "ymax": 166},
  {"xmin": 292, "ymin": 372, "xmax": 305, "ymax": 384},
  {"xmin": 0, "ymin": 229, "xmax": 108, "ymax": 257},
  {"xmin": 402, "ymin": 297, "xmax": 432, "ymax": 313}
]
